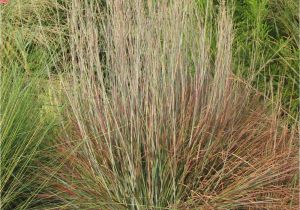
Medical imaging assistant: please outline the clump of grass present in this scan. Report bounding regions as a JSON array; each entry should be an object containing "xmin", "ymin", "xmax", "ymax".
[
  {"xmin": 0, "ymin": 68, "xmax": 54, "ymax": 209},
  {"xmin": 43, "ymin": 1, "xmax": 299, "ymax": 209},
  {"xmin": 0, "ymin": 1, "xmax": 64, "ymax": 209}
]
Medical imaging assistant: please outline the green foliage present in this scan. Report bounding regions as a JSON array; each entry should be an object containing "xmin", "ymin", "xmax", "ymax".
[
  {"xmin": 196, "ymin": 0, "xmax": 299, "ymax": 118},
  {"xmin": 0, "ymin": 2, "xmax": 60, "ymax": 208},
  {"xmin": 0, "ymin": 68, "xmax": 53, "ymax": 209},
  {"xmin": 232, "ymin": 0, "xmax": 299, "ymax": 118}
]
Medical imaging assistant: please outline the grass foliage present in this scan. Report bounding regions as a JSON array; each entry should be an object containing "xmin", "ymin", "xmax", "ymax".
[
  {"xmin": 0, "ymin": 0, "xmax": 299, "ymax": 209},
  {"xmin": 0, "ymin": 69, "xmax": 53, "ymax": 209}
]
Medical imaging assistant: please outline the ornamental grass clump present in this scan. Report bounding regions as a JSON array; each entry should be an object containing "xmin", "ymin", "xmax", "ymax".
[
  {"xmin": 42, "ymin": 0, "xmax": 298, "ymax": 209},
  {"xmin": 0, "ymin": 68, "xmax": 54, "ymax": 210}
]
